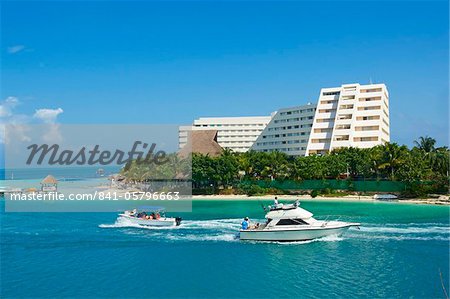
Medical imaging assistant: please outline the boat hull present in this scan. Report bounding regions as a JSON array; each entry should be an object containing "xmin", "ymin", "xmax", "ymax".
[
  {"xmin": 239, "ymin": 225, "xmax": 354, "ymax": 242},
  {"xmin": 119, "ymin": 215, "xmax": 177, "ymax": 227}
]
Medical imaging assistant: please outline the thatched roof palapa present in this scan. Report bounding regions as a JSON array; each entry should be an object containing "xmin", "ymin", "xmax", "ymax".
[
  {"xmin": 178, "ymin": 130, "xmax": 223, "ymax": 158},
  {"xmin": 41, "ymin": 175, "xmax": 58, "ymax": 185}
]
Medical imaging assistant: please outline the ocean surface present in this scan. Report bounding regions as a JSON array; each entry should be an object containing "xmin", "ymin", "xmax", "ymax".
[{"xmin": 1, "ymin": 197, "xmax": 449, "ymax": 298}]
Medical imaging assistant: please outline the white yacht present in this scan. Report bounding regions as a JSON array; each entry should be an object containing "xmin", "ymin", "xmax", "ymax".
[
  {"xmin": 119, "ymin": 207, "xmax": 182, "ymax": 227},
  {"xmin": 240, "ymin": 201, "xmax": 360, "ymax": 242}
]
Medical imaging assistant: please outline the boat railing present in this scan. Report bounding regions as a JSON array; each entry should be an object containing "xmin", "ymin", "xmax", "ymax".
[{"xmin": 317, "ymin": 215, "xmax": 355, "ymax": 226}]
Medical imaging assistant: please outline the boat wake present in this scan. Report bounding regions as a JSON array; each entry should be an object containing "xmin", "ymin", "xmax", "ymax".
[
  {"xmin": 262, "ymin": 234, "xmax": 345, "ymax": 245},
  {"xmin": 99, "ymin": 217, "xmax": 241, "ymax": 230},
  {"xmin": 348, "ymin": 223, "xmax": 450, "ymax": 241},
  {"xmin": 99, "ymin": 218, "xmax": 242, "ymax": 242},
  {"xmin": 100, "ymin": 217, "xmax": 449, "ymax": 243}
]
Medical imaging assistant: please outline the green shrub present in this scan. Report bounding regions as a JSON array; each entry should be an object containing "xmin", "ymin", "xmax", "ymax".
[
  {"xmin": 310, "ymin": 189, "xmax": 319, "ymax": 198},
  {"xmin": 320, "ymin": 188, "xmax": 332, "ymax": 195},
  {"xmin": 218, "ymin": 188, "xmax": 235, "ymax": 195}
]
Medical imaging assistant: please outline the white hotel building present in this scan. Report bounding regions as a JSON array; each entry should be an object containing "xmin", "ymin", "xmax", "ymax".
[
  {"xmin": 180, "ymin": 83, "xmax": 390, "ymax": 155},
  {"xmin": 179, "ymin": 115, "xmax": 273, "ymax": 152},
  {"xmin": 306, "ymin": 83, "xmax": 390, "ymax": 155},
  {"xmin": 251, "ymin": 103, "xmax": 317, "ymax": 156}
]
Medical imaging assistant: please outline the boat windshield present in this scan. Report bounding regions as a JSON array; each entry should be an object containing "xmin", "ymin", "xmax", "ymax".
[
  {"xmin": 136, "ymin": 206, "xmax": 166, "ymax": 213},
  {"xmin": 275, "ymin": 219, "xmax": 309, "ymax": 226}
]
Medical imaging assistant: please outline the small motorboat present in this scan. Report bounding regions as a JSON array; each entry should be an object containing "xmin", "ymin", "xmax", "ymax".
[
  {"xmin": 119, "ymin": 206, "xmax": 182, "ymax": 227},
  {"xmin": 240, "ymin": 201, "xmax": 360, "ymax": 242}
]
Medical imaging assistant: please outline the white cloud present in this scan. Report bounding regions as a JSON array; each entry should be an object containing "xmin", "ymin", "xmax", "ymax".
[
  {"xmin": 3, "ymin": 124, "xmax": 32, "ymax": 144},
  {"xmin": 7, "ymin": 45, "xmax": 25, "ymax": 54},
  {"xmin": 0, "ymin": 96, "xmax": 20, "ymax": 118},
  {"xmin": 0, "ymin": 97, "xmax": 64, "ymax": 144},
  {"xmin": 42, "ymin": 123, "xmax": 63, "ymax": 143},
  {"xmin": 33, "ymin": 108, "xmax": 64, "ymax": 124}
]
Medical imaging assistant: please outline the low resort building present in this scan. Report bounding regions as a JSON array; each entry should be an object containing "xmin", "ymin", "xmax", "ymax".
[{"xmin": 179, "ymin": 115, "xmax": 273, "ymax": 153}]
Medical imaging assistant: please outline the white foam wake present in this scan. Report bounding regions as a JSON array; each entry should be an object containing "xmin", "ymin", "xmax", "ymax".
[
  {"xmin": 99, "ymin": 217, "xmax": 243, "ymax": 231},
  {"xmin": 269, "ymin": 234, "xmax": 345, "ymax": 245},
  {"xmin": 360, "ymin": 225, "xmax": 449, "ymax": 235},
  {"xmin": 348, "ymin": 223, "xmax": 450, "ymax": 241}
]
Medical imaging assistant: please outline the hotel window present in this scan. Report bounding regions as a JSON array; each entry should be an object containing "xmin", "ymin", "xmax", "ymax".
[
  {"xmin": 356, "ymin": 115, "xmax": 380, "ymax": 121},
  {"xmin": 334, "ymin": 135, "xmax": 349, "ymax": 141},
  {"xmin": 335, "ymin": 124, "xmax": 351, "ymax": 130},
  {"xmin": 342, "ymin": 95, "xmax": 355, "ymax": 100},
  {"xmin": 354, "ymin": 136, "xmax": 378, "ymax": 142},
  {"xmin": 359, "ymin": 97, "xmax": 381, "ymax": 102},
  {"xmin": 314, "ymin": 128, "xmax": 333, "ymax": 133},
  {"xmin": 361, "ymin": 88, "xmax": 382, "ymax": 93},
  {"xmin": 319, "ymin": 109, "xmax": 334, "ymax": 113},
  {"xmin": 320, "ymin": 99, "xmax": 337, "ymax": 104},
  {"xmin": 358, "ymin": 106, "xmax": 381, "ymax": 111},
  {"xmin": 316, "ymin": 118, "xmax": 334, "ymax": 123},
  {"xmin": 339, "ymin": 104, "xmax": 354, "ymax": 110},
  {"xmin": 355, "ymin": 126, "xmax": 379, "ymax": 131},
  {"xmin": 322, "ymin": 91, "xmax": 340, "ymax": 96},
  {"xmin": 337, "ymin": 114, "xmax": 352, "ymax": 120}
]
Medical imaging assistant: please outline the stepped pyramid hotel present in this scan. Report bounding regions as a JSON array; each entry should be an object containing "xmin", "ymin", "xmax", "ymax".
[{"xmin": 179, "ymin": 83, "xmax": 390, "ymax": 156}]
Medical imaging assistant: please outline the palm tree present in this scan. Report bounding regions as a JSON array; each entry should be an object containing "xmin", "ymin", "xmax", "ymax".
[
  {"xmin": 378, "ymin": 143, "xmax": 408, "ymax": 180},
  {"xmin": 430, "ymin": 147, "xmax": 450, "ymax": 177},
  {"xmin": 414, "ymin": 136, "xmax": 436, "ymax": 153},
  {"xmin": 370, "ymin": 145, "xmax": 384, "ymax": 179}
]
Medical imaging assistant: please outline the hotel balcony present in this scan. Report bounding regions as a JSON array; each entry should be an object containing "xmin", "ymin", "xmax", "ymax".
[
  {"xmin": 314, "ymin": 121, "xmax": 335, "ymax": 129},
  {"xmin": 311, "ymin": 132, "xmax": 333, "ymax": 139},
  {"xmin": 316, "ymin": 112, "xmax": 336, "ymax": 119},
  {"xmin": 333, "ymin": 128, "xmax": 351, "ymax": 136},
  {"xmin": 358, "ymin": 99, "xmax": 383, "ymax": 107},
  {"xmin": 359, "ymin": 91, "xmax": 384, "ymax": 98},
  {"xmin": 318, "ymin": 103, "xmax": 337, "ymax": 110},
  {"xmin": 331, "ymin": 140, "xmax": 352, "ymax": 148},
  {"xmin": 307, "ymin": 142, "xmax": 331, "ymax": 151}
]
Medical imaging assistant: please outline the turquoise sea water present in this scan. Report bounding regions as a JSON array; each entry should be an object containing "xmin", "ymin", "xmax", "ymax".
[{"xmin": 1, "ymin": 198, "xmax": 449, "ymax": 298}]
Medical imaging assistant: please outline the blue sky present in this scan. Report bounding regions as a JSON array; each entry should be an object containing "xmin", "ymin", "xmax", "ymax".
[{"xmin": 1, "ymin": 1, "xmax": 448, "ymax": 147}]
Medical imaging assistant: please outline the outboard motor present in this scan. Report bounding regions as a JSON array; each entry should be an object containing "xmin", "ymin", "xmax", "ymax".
[{"xmin": 175, "ymin": 217, "xmax": 182, "ymax": 226}]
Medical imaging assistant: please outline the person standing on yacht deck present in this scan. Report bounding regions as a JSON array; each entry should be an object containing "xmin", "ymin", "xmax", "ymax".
[
  {"xmin": 241, "ymin": 217, "xmax": 250, "ymax": 230},
  {"xmin": 274, "ymin": 197, "xmax": 279, "ymax": 208}
]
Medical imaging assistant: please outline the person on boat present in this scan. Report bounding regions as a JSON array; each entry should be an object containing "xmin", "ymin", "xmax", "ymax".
[
  {"xmin": 274, "ymin": 197, "xmax": 279, "ymax": 206},
  {"xmin": 241, "ymin": 217, "xmax": 250, "ymax": 230}
]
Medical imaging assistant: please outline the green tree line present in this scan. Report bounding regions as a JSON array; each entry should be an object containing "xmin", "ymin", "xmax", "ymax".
[{"xmin": 192, "ymin": 136, "xmax": 449, "ymax": 197}]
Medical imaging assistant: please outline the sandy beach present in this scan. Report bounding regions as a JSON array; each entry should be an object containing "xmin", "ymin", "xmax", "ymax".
[
  {"xmin": 98, "ymin": 184, "xmax": 449, "ymax": 205},
  {"xmin": 190, "ymin": 194, "xmax": 450, "ymax": 205},
  {"xmin": 191, "ymin": 194, "xmax": 375, "ymax": 201}
]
